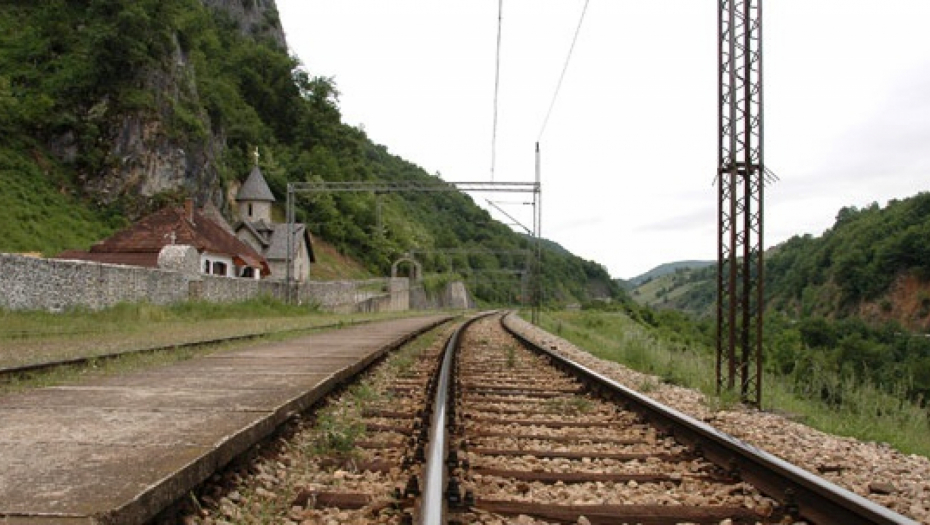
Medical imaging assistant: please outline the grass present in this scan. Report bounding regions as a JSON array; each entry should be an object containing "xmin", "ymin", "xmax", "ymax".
[
  {"xmin": 312, "ymin": 404, "xmax": 367, "ymax": 455},
  {"xmin": 540, "ymin": 309, "xmax": 930, "ymax": 457},
  {"xmin": 543, "ymin": 396, "xmax": 593, "ymax": 414},
  {"xmin": 0, "ymin": 149, "xmax": 125, "ymax": 256},
  {"xmin": 0, "ymin": 340, "xmax": 224, "ymax": 395},
  {"xmin": 0, "ymin": 299, "xmax": 424, "ymax": 369},
  {"xmin": 543, "ymin": 311, "xmax": 717, "ymax": 393},
  {"xmin": 765, "ymin": 374, "xmax": 930, "ymax": 455},
  {"xmin": 386, "ymin": 321, "xmax": 449, "ymax": 377},
  {"xmin": 306, "ymin": 239, "xmax": 375, "ymax": 281}
]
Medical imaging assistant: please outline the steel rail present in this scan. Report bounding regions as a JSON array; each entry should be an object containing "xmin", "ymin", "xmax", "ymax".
[
  {"xmin": 501, "ymin": 313, "xmax": 918, "ymax": 525},
  {"xmin": 419, "ymin": 312, "xmax": 494, "ymax": 525}
]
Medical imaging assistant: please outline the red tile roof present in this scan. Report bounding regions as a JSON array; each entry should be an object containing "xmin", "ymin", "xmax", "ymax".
[{"xmin": 59, "ymin": 203, "xmax": 269, "ymax": 275}]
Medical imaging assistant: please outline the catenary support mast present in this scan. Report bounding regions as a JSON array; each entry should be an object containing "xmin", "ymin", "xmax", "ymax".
[{"xmin": 717, "ymin": 0, "xmax": 764, "ymax": 406}]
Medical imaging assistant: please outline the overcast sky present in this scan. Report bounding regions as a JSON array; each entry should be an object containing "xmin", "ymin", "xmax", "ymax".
[{"xmin": 275, "ymin": 0, "xmax": 930, "ymax": 279}]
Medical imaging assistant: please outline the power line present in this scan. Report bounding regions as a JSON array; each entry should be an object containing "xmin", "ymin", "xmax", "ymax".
[
  {"xmin": 538, "ymin": 0, "xmax": 591, "ymax": 142},
  {"xmin": 491, "ymin": 0, "xmax": 504, "ymax": 181}
]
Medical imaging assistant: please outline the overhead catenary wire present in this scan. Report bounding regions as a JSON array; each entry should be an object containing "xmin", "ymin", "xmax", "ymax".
[
  {"xmin": 490, "ymin": 0, "xmax": 504, "ymax": 181},
  {"xmin": 537, "ymin": 0, "xmax": 591, "ymax": 142}
]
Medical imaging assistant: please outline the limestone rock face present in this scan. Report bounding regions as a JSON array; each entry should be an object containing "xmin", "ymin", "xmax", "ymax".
[
  {"xmin": 67, "ymin": 0, "xmax": 287, "ymax": 216},
  {"xmin": 200, "ymin": 0, "xmax": 287, "ymax": 47},
  {"xmin": 78, "ymin": 40, "xmax": 224, "ymax": 212}
]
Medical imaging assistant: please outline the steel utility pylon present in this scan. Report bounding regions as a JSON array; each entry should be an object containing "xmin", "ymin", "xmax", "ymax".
[{"xmin": 717, "ymin": 0, "xmax": 764, "ymax": 406}]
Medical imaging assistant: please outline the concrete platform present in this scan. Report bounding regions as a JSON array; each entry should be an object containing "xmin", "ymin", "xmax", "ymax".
[{"xmin": 0, "ymin": 315, "xmax": 451, "ymax": 525}]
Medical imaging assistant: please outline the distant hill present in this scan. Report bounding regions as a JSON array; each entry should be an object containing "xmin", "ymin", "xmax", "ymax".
[
  {"xmin": 623, "ymin": 261, "xmax": 715, "ymax": 317},
  {"xmin": 625, "ymin": 260, "xmax": 715, "ymax": 287},
  {"xmin": 628, "ymin": 264, "xmax": 715, "ymax": 317},
  {"xmin": 625, "ymin": 193, "xmax": 930, "ymax": 331}
]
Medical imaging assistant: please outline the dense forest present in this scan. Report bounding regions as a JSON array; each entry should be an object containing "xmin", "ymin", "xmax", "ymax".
[
  {"xmin": 0, "ymin": 0, "xmax": 622, "ymax": 305},
  {"xmin": 636, "ymin": 194, "xmax": 930, "ymax": 326},
  {"xmin": 767, "ymin": 196, "xmax": 930, "ymax": 316},
  {"xmin": 625, "ymin": 194, "xmax": 930, "ymax": 404}
]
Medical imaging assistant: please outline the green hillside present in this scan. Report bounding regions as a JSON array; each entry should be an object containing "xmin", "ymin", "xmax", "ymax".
[
  {"xmin": 631, "ymin": 194, "xmax": 930, "ymax": 329},
  {"xmin": 0, "ymin": 151, "xmax": 127, "ymax": 255},
  {"xmin": 629, "ymin": 266, "xmax": 714, "ymax": 315},
  {"xmin": 767, "ymin": 196, "xmax": 930, "ymax": 404},
  {"xmin": 625, "ymin": 261, "xmax": 716, "ymax": 315},
  {"xmin": 625, "ymin": 260, "xmax": 714, "ymax": 287},
  {"xmin": 0, "ymin": 0, "xmax": 622, "ymax": 306},
  {"xmin": 624, "ymin": 195, "xmax": 930, "ymax": 403},
  {"xmin": 766, "ymin": 196, "xmax": 930, "ymax": 323}
]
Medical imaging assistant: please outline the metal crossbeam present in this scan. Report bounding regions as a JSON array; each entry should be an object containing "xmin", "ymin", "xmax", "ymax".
[
  {"xmin": 410, "ymin": 249, "xmax": 532, "ymax": 307},
  {"xmin": 287, "ymin": 180, "xmax": 538, "ymax": 193},
  {"xmin": 410, "ymin": 249, "xmax": 530, "ymax": 257},
  {"xmin": 717, "ymin": 0, "xmax": 764, "ymax": 406},
  {"xmin": 285, "ymin": 178, "xmax": 542, "ymax": 321}
]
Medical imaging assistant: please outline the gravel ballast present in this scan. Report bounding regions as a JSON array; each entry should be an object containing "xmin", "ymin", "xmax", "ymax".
[{"xmin": 504, "ymin": 314, "xmax": 930, "ymax": 524}]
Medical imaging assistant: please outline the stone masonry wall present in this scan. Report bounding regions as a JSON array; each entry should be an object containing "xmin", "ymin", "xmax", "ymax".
[
  {"xmin": 297, "ymin": 278, "xmax": 409, "ymax": 314},
  {"xmin": 0, "ymin": 253, "xmax": 189, "ymax": 311},
  {"xmin": 0, "ymin": 253, "xmax": 428, "ymax": 314}
]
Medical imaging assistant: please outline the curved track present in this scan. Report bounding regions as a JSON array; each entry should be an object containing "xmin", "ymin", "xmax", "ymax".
[
  {"xmin": 409, "ymin": 313, "xmax": 917, "ymax": 525},
  {"xmin": 163, "ymin": 312, "xmax": 918, "ymax": 524}
]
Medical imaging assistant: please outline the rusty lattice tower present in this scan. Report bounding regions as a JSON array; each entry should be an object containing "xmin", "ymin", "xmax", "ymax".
[{"xmin": 717, "ymin": 0, "xmax": 765, "ymax": 406}]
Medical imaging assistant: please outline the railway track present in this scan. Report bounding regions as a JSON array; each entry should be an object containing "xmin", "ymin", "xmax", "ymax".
[
  {"xmin": 173, "ymin": 312, "xmax": 918, "ymax": 524},
  {"xmin": 416, "ymin": 313, "xmax": 918, "ymax": 524}
]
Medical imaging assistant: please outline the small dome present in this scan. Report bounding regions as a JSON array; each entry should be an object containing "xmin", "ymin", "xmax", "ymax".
[
  {"xmin": 157, "ymin": 244, "xmax": 200, "ymax": 274},
  {"xmin": 236, "ymin": 165, "xmax": 276, "ymax": 202}
]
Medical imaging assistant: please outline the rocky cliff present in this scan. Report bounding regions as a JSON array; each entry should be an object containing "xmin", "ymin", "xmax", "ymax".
[
  {"xmin": 77, "ymin": 42, "xmax": 223, "ymax": 211},
  {"xmin": 202, "ymin": 0, "xmax": 287, "ymax": 47},
  {"xmin": 63, "ymin": 0, "xmax": 287, "ymax": 214}
]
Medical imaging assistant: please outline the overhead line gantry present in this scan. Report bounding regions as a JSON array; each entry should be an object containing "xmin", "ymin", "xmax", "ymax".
[{"xmin": 284, "ymin": 179, "xmax": 543, "ymax": 322}]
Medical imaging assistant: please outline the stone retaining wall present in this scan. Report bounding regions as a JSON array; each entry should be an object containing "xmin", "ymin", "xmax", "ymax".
[
  {"xmin": 0, "ymin": 253, "xmax": 462, "ymax": 313},
  {"xmin": 1, "ymin": 254, "xmax": 190, "ymax": 312}
]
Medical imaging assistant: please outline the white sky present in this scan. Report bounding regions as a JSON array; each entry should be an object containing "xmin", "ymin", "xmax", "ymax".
[{"xmin": 275, "ymin": 0, "xmax": 930, "ymax": 279}]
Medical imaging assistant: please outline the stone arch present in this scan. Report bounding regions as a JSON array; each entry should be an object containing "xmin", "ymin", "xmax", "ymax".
[{"xmin": 391, "ymin": 256, "xmax": 422, "ymax": 281}]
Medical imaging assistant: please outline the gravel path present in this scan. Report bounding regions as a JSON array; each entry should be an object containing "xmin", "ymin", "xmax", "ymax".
[{"xmin": 504, "ymin": 314, "xmax": 930, "ymax": 524}]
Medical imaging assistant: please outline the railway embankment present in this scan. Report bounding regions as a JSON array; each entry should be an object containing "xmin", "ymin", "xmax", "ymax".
[
  {"xmin": 503, "ymin": 314, "xmax": 930, "ymax": 524},
  {"xmin": 178, "ymin": 313, "xmax": 922, "ymax": 524}
]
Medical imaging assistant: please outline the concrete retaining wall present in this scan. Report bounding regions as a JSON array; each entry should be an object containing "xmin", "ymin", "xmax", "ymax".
[{"xmin": 410, "ymin": 280, "xmax": 474, "ymax": 311}]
